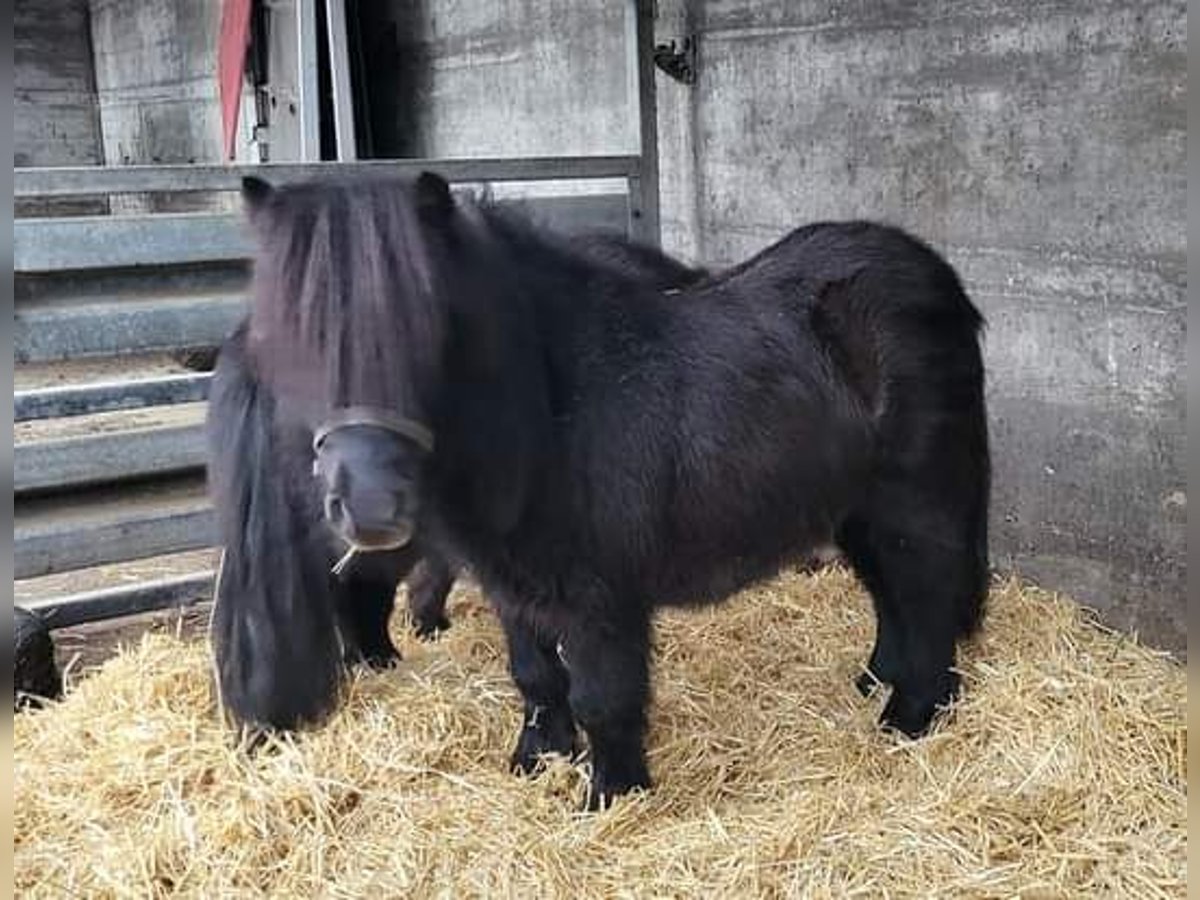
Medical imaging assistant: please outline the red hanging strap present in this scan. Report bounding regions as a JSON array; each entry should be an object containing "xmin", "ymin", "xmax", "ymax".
[{"xmin": 218, "ymin": 0, "xmax": 254, "ymax": 161}]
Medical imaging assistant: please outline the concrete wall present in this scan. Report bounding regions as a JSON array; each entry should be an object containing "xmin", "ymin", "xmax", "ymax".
[
  {"xmin": 15, "ymin": 0, "xmax": 103, "ymax": 169},
  {"xmin": 89, "ymin": 0, "xmax": 225, "ymax": 166},
  {"xmin": 382, "ymin": 0, "xmax": 1187, "ymax": 652},
  {"xmin": 88, "ymin": 0, "xmax": 255, "ymax": 211},
  {"xmin": 14, "ymin": 0, "xmax": 105, "ymax": 215},
  {"xmin": 412, "ymin": 1, "xmax": 636, "ymax": 158},
  {"xmin": 681, "ymin": 0, "xmax": 1187, "ymax": 652}
]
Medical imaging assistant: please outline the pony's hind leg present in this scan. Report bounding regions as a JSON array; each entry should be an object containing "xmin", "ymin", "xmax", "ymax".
[
  {"xmin": 837, "ymin": 517, "xmax": 905, "ymax": 697},
  {"xmin": 561, "ymin": 610, "xmax": 653, "ymax": 810},
  {"xmin": 501, "ymin": 610, "xmax": 579, "ymax": 775},
  {"xmin": 841, "ymin": 510, "xmax": 980, "ymax": 737},
  {"xmin": 406, "ymin": 550, "xmax": 455, "ymax": 638}
]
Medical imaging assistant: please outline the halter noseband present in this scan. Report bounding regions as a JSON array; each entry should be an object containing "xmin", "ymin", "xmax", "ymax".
[{"xmin": 312, "ymin": 406, "xmax": 435, "ymax": 454}]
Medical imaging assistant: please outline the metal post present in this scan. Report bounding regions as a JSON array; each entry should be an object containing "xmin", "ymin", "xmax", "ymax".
[
  {"xmin": 625, "ymin": 0, "xmax": 660, "ymax": 246},
  {"xmin": 297, "ymin": 0, "xmax": 321, "ymax": 160},
  {"xmin": 324, "ymin": 0, "xmax": 358, "ymax": 160}
]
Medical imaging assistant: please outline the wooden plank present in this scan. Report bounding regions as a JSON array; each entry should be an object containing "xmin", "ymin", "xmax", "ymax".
[
  {"xmin": 15, "ymin": 373, "xmax": 212, "ymax": 421},
  {"xmin": 15, "ymin": 423, "xmax": 207, "ymax": 494},
  {"xmin": 15, "ymin": 293, "xmax": 246, "ymax": 362},
  {"xmin": 16, "ymin": 479, "xmax": 216, "ymax": 579},
  {"xmin": 15, "ymin": 213, "xmax": 251, "ymax": 272},
  {"xmin": 15, "ymin": 156, "xmax": 643, "ymax": 197},
  {"xmin": 24, "ymin": 572, "xmax": 215, "ymax": 630}
]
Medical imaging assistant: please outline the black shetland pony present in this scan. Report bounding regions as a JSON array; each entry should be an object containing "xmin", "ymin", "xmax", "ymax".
[
  {"xmin": 229, "ymin": 172, "xmax": 990, "ymax": 809},
  {"xmin": 206, "ymin": 226, "xmax": 707, "ymax": 733}
]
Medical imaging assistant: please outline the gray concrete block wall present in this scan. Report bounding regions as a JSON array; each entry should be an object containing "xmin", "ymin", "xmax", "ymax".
[
  {"xmin": 685, "ymin": 0, "xmax": 1186, "ymax": 651},
  {"xmin": 397, "ymin": 1, "xmax": 637, "ymax": 158},
  {"xmin": 15, "ymin": 0, "xmax": 103, "ymax": 169},
  {"xmin": 89, "ymin": 0, "xmax": 224, "ymax": 166},
  {"xmin": 15, "ymin": 0, "xmax": 106, "ymax": 216},
  {"xmin": 88, "ymin": 0, "xmax": 239, "ymax": 212}
]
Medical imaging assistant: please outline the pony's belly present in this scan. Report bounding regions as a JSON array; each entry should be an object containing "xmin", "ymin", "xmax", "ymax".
[{"xmin": 649, "ymin": 519, "xmax": 836, "ymax": 609}]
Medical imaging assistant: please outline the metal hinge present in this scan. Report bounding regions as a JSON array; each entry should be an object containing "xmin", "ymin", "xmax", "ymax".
[{"xmin": 653, "ymin": 37, "xmax": 697, "ymax": 84}]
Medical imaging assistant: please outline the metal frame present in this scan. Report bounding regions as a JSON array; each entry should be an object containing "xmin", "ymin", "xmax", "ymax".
[
  {"xmin": 16, "ymin": 293, "xmax": 247, "ymax": 364},
  {"xmin": 15, "ymin": 0, "xmax": 663, "ymax": 630},
  {"xmin": 625, "ymin": 0, "xmax": 660, "ymax": 245},
  {"xmin": 17, "ymin": 479, "xmax": 214, "ymax": 580},
  {"xmin": 15, "ymin": 155, "xmax": 646, "ymax": 198},
  {"xmin": 14, "ymin": 213, "xmax": 250, "ymax": 271},
  {"xmin": 15, "ymin": 423, "xmax": 207, "ymax": 494},
  {"xmin": 324, "ymin": 0, "xmax": 358, "ymax": 160},
  {"xmin": 297, "ymin": 0, "xmax": 321, "ymax": 160},
  {"xmin": 21, "ymin": 573, "xmax": 217, "ymax": 631},
  {"xmin": 16, "ymin": 375, "xmax": 211, "ymax": 422}
]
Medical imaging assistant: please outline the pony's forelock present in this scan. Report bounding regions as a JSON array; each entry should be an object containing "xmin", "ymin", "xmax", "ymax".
[{"xmin": 246, "ymin": 177, "xmax": 450, "ymax": 419}]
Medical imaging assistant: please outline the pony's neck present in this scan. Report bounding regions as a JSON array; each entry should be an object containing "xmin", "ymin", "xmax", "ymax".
[{"xmin": 478, "ymin": 208, "xmax": 653, "ymax": 323}]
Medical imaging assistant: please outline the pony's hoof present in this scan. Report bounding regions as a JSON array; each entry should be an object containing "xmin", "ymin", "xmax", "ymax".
[
  {"xmin": 413, "ymin": 614, "xmax": 451, "ymax": 640},
  {"xmin": 345, "ymin": 644, "xmax": 401, "ymax": 671},
  {"xmin": 15, "ymin": 607, "xmax": 61, "ymax": 711},
  {"xmin": 584, "ymin": 763, "xmax": 651, "ymax": 812},
  {"xmin": 879, "ymin": 697, "xmax": 934, "ymax": 738},
  {"xmin": 510, "ymin": 711, "xmax": 577, "ymax": 775},
  {"xmin": 879, "ymin": 672, "xmax": 960, "ymax": 737},
  {"xmin": 362, "ymin": 650, "xmax": 401, "ymax": 671}
]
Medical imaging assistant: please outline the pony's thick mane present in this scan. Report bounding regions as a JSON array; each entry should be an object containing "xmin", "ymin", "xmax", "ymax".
[{"xmin": 245, "ymin": 177, "xmax": 450, "ymax": 416}]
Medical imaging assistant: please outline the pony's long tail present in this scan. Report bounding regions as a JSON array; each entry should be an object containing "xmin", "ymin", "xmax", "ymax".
[
  {"xmin": 959, "ymin": 404, "xmax": 991, "ymax": 639},
  {"xmin": 954, "ymin": 290, "xmax": 992, "ymax": 641},
  {"xmin": 206, "ymin": 324, "xmax": 342, "ymax": 731}
]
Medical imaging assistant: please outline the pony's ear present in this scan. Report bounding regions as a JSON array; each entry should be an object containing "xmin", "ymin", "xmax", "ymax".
[
  {"xmin": 415, "ymin": 171, "xmax": 454, "ymax": 221},
  {"xmin": 241, "ymin": 176, "xmax": 274, "ymax": 212}
]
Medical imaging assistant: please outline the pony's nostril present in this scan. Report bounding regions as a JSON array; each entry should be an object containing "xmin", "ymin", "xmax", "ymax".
[{"xmin": 325, "ymin": 494, "xmax": 347, "ymax": 526}]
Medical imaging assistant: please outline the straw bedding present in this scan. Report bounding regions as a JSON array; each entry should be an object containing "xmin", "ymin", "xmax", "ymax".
[{"xmin": 15, "ymin": 568, "xmax": 1186, "ymax": 898}]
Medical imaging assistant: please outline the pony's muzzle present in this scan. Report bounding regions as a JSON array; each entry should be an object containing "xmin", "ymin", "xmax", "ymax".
[{"xmin": 323, "ymin": 490, "xmax": 414, "ymax": 551}]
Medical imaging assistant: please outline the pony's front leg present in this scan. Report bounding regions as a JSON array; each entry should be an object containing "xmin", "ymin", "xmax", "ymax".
[
  {"xmin": 501, "ymin": 611, "xmax": 578, "ymax": 774},
  {"xmin": 334, "ymin": 567, "xmax": 402, "ymax": 670},
  {"xmin": 562, "ymin": 612, "xmax": 653, "ymax": 810},
  {"xmin": 406, "ymin": 551, "xmax": 455, "ymax": 638}
]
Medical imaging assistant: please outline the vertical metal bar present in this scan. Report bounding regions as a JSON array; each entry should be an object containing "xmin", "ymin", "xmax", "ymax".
[
  {"xmin": 324, "ymin": 0, "xmax": 358, "ymax": 160},
  {"xmin": 297, "ymin": 0, "xmax": 321, "ymax": 161},
  {"xmin": 624, "ymin": 0, "xmax": 660, "ymax": 246},
  {"xmin": 625, "ymin": 174, "xmax": 642, "ymax": 239}
]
